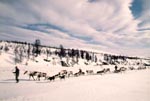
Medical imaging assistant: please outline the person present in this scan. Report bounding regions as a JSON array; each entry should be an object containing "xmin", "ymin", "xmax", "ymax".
[
  {"xmin": 79, "ymin": 68, "xmax": 82, "ymax": 74},
  {"xmin": 13, "ymin": 66, "xmax": 20, "ymax": 83},
  {"xmin": 114, "ymin": 65, "xmax": 118, "ymax": 71}
]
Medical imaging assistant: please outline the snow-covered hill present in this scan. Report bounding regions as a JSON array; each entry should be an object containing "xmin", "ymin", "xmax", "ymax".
[{"xmin": 0, "ymin": 40, "xmax": 150, "ymax": 101}]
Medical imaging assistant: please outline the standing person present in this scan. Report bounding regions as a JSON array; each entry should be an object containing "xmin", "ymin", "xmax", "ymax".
[
  {"xmin": 114, "ymin": 65, "xmax": 118, "ymax": 71},
  {"xmin": 13, "ymin": 66, "xmax": 20, "ymax": 83},
  {"xmin": 79, "ymin": 68, "xmax": 82, "ymax": 74}
]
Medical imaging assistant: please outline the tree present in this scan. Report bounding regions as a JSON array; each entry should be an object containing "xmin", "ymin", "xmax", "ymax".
[
  {"xmin": 34, "ymin": 39, "xmax": 41, "ymax": 56},
  {"xmin": 0, "ymin": 46, "xmax": 3, "ymax": 55},
  {"xmin": 14, "ymin": 46, "xmax": 24, "ymax": 64},
  {"xmin": 80, "ymin": 50, "xmax": 84, "ymax": 59},
  {"xmin": 59, "ymin": 44, "xmax": 66, "ymax": 58},
  {"xmin": 46, "ymin": 48, "xmax": 51, "ymax": 59},
  {"xmin": 67, "ymin": 49, "xmax": 72, "ymax": 57},
  {"xmin": 76, "ymin": 49, "xmax": 80, "ymax": 58},
  {"xmin": 19, "ymin": 47, "xmax": 24, "ymax": 63},
  {"xmin": 4, "ymin": 44, "xmax": 9, "ymax": 52},
  {"xmin": 95, "ymin": 55, "xmax": 97, "ymax": 63},
  {"xmin": 85, "ymin": 52, "xmax": 90, "ymax": 61},
  {"xmin": 27, "ymin": 44, "xmax": 31, "ymax": 59},
  {"xmin": 71, "ymin": 49, "xmax": 75, "ymax": 57}
]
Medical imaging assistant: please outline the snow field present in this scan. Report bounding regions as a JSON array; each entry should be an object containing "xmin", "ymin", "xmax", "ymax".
[
  {"xmin": 0, "ymin": 41, "xmax": 150, "ymax": 101},
  {"xmin": 0, "ymin": 69, "xmax": 150, "ymax": 101}
]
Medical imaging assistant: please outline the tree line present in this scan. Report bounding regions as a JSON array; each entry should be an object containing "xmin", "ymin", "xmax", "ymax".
[{"xmin": 0, "ymin": 39, "xmax": 142, "ymax": 66}]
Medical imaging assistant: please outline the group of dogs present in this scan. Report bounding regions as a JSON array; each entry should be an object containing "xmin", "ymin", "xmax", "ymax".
[
  {"xmin": 23, "ymin": 70, "xmax": 72, "ymax": 81},
  {"xmin": 23, "ymin": 65, "xmax": 148, "ymax": 82}
]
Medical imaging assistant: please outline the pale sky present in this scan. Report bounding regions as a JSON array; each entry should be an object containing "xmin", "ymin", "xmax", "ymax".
[{"xmin": 0, "ymin": 0, "xmax": 150, "ymax": 57}]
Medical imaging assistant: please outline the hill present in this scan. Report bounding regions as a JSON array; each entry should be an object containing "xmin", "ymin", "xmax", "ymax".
[{"xmin": 0, "ymin": 40, "xmax": 150, "ymax": 101}]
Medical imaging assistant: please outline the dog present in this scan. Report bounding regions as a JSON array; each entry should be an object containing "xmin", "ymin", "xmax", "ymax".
[
  {"xmin": 97, "ymin": 68, "xmax": 105, "ymax": 75},
  {"xmin": 86, "ymin": 70, "xmax": 94, "ymax": 75},
  {"xmin": 59, "ymin": 75, "xmax": 65, "ymax": 80},
  {"xmin": 24, "ymin": 71, "xmax": 38, "ymax": 80},
  {"xmin": 47, "ymin": 76, "xmax": 55, "ymax": 81}
]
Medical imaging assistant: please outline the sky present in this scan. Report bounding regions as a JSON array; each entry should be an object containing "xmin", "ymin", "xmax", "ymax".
[{"xmin": 0, "ymin": 0, "xmax": 150, "ymax": 57}]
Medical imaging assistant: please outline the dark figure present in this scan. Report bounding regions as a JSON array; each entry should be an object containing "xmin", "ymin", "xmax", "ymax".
[
  {"xmin": 97, "ymin": 68, "xmax": 105, "ymax": 74},
  {"xmin": 74, "ymin": 72, "xmax": 79, "ymax": 77},
  {"xmin": 24, "ymin": 71, "xmax": 38, "ymax": 80},
  {"xmin": 79, "ymin": 69, "xmax": 82, "ymax": 74},
  {"xmin": 37, "ymin": 72, "xmax": 47, "ymax": 81},
  {"xmin": 13, "ymin": 66, "xmax": 20, "ymax": 83},
  {"xmin": 59, "ymin": 75, "xmax": 65, "ymax": 80},
  {"xmin": 114, "ymin": 65, "xmax": 118, "ymax": 71},
  {"xmin": 47, "ymin": 76, "xmax": 55, "ymax": 81}
]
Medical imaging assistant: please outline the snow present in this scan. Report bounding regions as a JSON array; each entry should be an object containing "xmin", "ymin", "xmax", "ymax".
[
  {"xmin": 0, "ymin": 41, "xmax": 150, "ymax": 101},
  {"xmin": 0, "ymin": 70, "xmax": 150, "ymax": 101}
]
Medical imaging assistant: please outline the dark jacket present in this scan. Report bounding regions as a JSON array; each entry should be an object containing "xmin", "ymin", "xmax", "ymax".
[{"xmin": 14, "ymin": 67, "xmax": 20, "ymax": 77}]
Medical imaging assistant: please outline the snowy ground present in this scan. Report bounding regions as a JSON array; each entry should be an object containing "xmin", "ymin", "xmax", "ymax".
[
  {"xmin": 0, "ymin": 42, "xmax": 150, "ymax": 101},
  {"xmin": 0, "ymin": 68, "xmax": 150, "ymax": 101}
]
